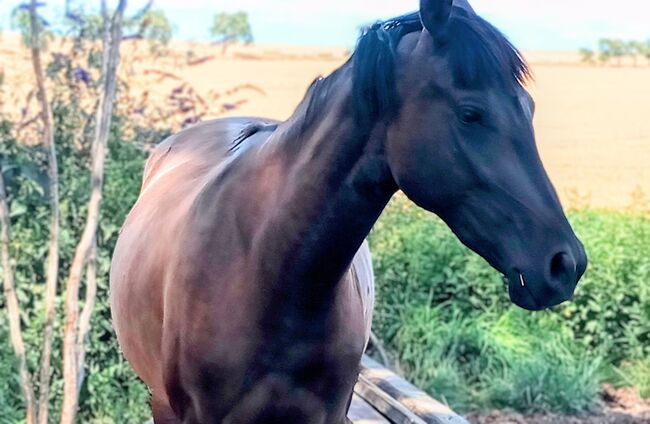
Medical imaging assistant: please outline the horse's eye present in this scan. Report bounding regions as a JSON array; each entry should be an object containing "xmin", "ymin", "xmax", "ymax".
[{"xmin": 459, "ymin": 108, "xmax": 483, "ymax": 125}]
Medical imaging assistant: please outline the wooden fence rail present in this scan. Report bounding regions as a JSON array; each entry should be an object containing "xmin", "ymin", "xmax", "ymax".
[{"xmin": 351, "ymin": 355, "xmax": 469, "ymax": 424}]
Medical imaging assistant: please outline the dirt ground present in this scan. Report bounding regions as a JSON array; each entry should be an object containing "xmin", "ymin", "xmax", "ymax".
[
  {"xmin": 2, "ymin": 35, "xmax": 649, "ymax": 210},
  {"xmin": 467, "ymin": 386, "xmax": 650, "ymax": 424}
]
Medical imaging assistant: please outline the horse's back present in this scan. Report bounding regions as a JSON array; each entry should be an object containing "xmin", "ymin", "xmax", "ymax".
[
  {"xmin": 110, "ymin": 117, "xmax": 277, "ymax": 394},
  {"xmin": 141, "ymin": 117, "xmax": 277, "ymax": 192}
]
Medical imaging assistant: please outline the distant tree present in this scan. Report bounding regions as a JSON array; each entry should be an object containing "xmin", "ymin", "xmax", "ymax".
[
  {"xmin": 62, "ymin": 0, "xmax": 105, "ymax": 41},
  {"xmin": 125, "ymin": 8, "xmax": 174, "ymax": 53},
  {"xmin": 598, "ymin": 39, "xmax": 612, "ymax": 65},
  {"xmin": 579, "ymin": 48, "xmax": 595, "ymax": 64},
  {"xmin": 625, "ymin": 41, "xmax": 636, "ymax": 66},
  {"xmin": 595, "ymin": 38, "xmax": 650, "ymax": 67},
  {"xmin": 640, "ymin": 40, "xmax": 650, "ymax": 66},
  {"xmin": 609, "ymin": 39, "xmax": 627, "ymax": 66},
  {"xmin": 210, "ymin": 11, "xmax": 253, "ymax": 55},
  {"xmin": 10, "ymin": 2, "xmax": 52, "ymax": 49},
  {"xmin": 140, "ymin": 9, "xmax": 173, "ymax": 44}
]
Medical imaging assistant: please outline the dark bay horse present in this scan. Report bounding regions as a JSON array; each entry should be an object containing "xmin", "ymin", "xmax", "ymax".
[{"xmin": 110, "ymin": 0, "xmax": 587, "ymax": 422}]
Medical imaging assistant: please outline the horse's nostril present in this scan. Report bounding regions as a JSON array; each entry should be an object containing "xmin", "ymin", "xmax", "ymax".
[{"xmin": 550, "ymin": 252, "xmax": 575, "ymax": 284}]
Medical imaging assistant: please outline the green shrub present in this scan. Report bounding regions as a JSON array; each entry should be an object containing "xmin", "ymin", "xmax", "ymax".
[
  {"xmin": 370, "ymin": 199, "xmax": 509, "ymax": 344},
  {"xmin": 0, "ymin": 106, "xmax": 150, "ymax": 422},
  {"xmin": 560, "ymin": 210, "xmax": 650, "ymax": 361},
  {"xmin": 370, "ymin": 196, "xmax": 650, "ymax": 413},
  {"xmin": 371, "ymin": 197, "xmax": 650, "ymax": 362},
  {"xmin": 0, "ymin": 321, "xmax": 25, "ymax": 423},
  {"xmin": 83, "ymin": 360, "xmax": 151, "ymax": 423}
]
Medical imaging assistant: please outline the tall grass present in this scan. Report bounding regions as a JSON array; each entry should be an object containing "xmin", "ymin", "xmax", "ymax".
[
  {"xmin": 393, "ymin": 306, "xmax": 603, "ymax": 413},
  {"xmin": 370, "ymin": 196, "xmax": 650, "ymax": 414}
]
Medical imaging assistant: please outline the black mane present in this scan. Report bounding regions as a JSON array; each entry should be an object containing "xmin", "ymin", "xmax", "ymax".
[
  {"xmin": 301, "ymin": 7, "xmax": 530, "ymax": 137},
  {"xmin": 351, "ymin": 13, "xmax": 422, "ymax": 128},
  {"xmin": 445, "ymin": 11, "xmax": 531, "ymax": 88},
  {"xmin": 352, "ymin": 8, "xmax": 530, "ymax": 126}
]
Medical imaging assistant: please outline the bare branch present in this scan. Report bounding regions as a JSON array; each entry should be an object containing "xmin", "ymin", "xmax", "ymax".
[
  {"xmin": 59, "ymin": 1, "xmax": 127, "ymax": 422},
  {"xmin": 26, "ymin": 0, "xmax": 61, "ymax": 423},
  {"xmin": 130, "ymin": 0, "xmax": 153, "ymax": 22},
  {"xmin": 122, "ymin": 33, "xmax": 145, "ymax": 41},
  {"xmin": 122, "ymin": 0, "xmax": 155, "ymax": 41},
  {"xmin": 100, "ymin": 0, "xmax": 108, "ymax": 24},
  {"xmin": 64, "ymin": 0, "xmax": 83, "ymax": 24},
  {"xmin": 0, "ymin": 167, "xmax": 36, "ymax": 424},
  {"xmin": 76, "ymin": 237, "xmax": 97, "ymax": 396}
]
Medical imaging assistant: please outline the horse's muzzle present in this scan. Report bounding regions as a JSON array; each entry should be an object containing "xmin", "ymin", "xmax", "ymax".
[{"xmin": 506, "ymin": 245, "xmax": 588, "ymax": 311}]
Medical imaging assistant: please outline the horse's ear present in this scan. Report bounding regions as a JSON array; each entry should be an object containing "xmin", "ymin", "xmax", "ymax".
[{"xmin": 419, "ymin": 0, "xmax": 453, "ymax": 42}]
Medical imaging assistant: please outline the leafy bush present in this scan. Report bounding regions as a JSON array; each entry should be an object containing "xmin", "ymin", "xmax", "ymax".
[
  {"xmin": 0, "ymin": 320, "xmax": 25, "ymax": 423},
  {"xmin": 560, "ymin": 210, "xmax": 650, "ymax": 361},
  {"xmin": 370, "ymin": 196, "xmax": 650, "ymax": 413},
  {"xmin": 0, "ymin": 105, "xmax": 150, "ymax": 422},
  {"xmin": 370, "ymin": 200, "xmax": 509, "ymax": 343}
]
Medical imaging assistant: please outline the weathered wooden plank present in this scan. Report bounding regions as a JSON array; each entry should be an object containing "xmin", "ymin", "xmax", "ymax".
[
  {"xmin": 349, "ymin": 393, "xmax": 391, "ymax": 423},
  {"xmin": 359, "ymin": 356, "xmax": 469, "ymax": 424},
  {"xmin": 355, "ymin": 373, "xmax": 428, "ymax": 424}
]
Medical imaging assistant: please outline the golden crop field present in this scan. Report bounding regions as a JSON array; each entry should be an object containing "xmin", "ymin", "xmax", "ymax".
[{"xmin": 2, "ymin": 34, "xmax": 649, "ymax": 210}]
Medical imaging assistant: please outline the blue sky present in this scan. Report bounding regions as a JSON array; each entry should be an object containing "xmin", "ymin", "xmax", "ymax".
[{"xmin": 1, "ymin": 0, "xmax": 649, "ymax": 50}]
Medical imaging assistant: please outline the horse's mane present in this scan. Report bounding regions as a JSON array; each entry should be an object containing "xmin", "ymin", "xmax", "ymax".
[
  {"xmin": 355, "ymin": 8, "xmax": 531, "ymax": 122},
  {"xmin": 301, "ymin": 7, "xmax": 531, "ymax": 137}
]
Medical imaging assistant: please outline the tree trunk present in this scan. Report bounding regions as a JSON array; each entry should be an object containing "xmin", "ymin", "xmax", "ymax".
[
  {"xmin": 59, "ymin": 2, "xmax": 126, "ymax": 423},
  {"xmin": 28, "ymin": 0, "xmax": 62, "ymax": 421},
  {"xmin": 75, "ymin": 237, "xmax": 97, "ymax": 395},
  {"xmin": 0, "ymin": 165, "xmax": 37, "ymax": 424}
]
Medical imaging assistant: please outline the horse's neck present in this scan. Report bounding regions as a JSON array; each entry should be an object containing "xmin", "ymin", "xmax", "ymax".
[{"xmin": 256, "ymin": 66, "xmax": 396, "ymax": 316}]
